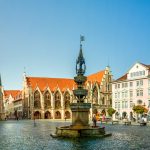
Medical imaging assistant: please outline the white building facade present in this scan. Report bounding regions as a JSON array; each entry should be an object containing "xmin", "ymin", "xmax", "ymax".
[{"xmin": 112, "ymin": 62, "xmax": 150, "ymax": 120}]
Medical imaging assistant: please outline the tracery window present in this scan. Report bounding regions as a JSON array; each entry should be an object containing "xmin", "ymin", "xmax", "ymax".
[
  {"xmin": 64, "ymin": 92, "xmax": 70, "ymax": 109},
  {"xmin": 34, "ymin": 91, "xmax": 41, "ymax": 108},
  {"xmin": 92, "ymin": 87, "xmax": 98, "ymax": 104},
  {"xmin": 55, "ymin": 91, "xmax": 61, "ymax": 109},
  {"xmin": 44, "ymin": 91, "xmax": 51, "ymax": 109}
]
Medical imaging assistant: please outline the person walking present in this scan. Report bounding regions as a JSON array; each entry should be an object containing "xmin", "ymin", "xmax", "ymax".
[{"xmin": 92, "ymin": 114, "xmax": 97, "ymax": 127}]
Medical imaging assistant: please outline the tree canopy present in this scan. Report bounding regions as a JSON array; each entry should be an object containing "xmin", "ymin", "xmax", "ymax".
[
  {"xmin": 132, "ymin": 105, "xmax": 148, "ymax": 114},
  {"xmin": 107, "ymin": 107, "xmax": 116, "ymax": 117}
]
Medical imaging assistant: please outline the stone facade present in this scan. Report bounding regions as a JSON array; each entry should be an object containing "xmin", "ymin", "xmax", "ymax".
[
  {"xmin": 1, "ymin": 66, "xmax": 112, "ymax": 120},
  {"xmin": 21, "ymin": 66, "xmax": 112, "ymax": 119},
  {"xmin": 112, "ymin": 62, "xmax": 150, "ymax": 120}
]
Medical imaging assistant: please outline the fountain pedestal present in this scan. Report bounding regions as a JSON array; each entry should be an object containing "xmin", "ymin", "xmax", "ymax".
[{"xmin": 70, "ymin": 103, "xmax": 91, "ymax": 128}]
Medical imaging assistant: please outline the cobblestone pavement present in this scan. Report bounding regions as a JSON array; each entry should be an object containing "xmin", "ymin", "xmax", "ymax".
[{"xmin": 0, "ymin": 120, "xmax": 150, "ymax": 150}]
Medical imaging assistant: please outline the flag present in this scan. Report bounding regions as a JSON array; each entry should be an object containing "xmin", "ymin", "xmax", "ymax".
[{"xmin": 80, "ymin": 35, "xmax": 85, "ymax": 42}]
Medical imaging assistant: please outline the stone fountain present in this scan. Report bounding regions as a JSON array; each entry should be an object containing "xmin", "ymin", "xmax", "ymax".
[{"xmin": 51, "ymin": 37, "xmax": 111, "ymax": 138}]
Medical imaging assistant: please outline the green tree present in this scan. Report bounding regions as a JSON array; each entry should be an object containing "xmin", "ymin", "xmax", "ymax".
[
  {"xmin": 107, "ymin": 107, "xmax": 116, "ymax": 117},
  {"xmin": 132, "ymin": 105, "xmax": 148, "ymax": 114}
]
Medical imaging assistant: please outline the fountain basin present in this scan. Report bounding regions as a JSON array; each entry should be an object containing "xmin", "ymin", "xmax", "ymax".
[{"xmin": 51, "ymin": 126, "xmax": 112, "ymax": 138}]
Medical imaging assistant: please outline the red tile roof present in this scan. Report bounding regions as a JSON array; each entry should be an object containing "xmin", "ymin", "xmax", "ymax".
[
  {"xmin": 87, "ymin": 70, "xmax": 105, "ymax": 84},
  {"xmin": 115, "ymin": 74, "xmax": 127, "ymax": 82},
  {"xmin": 26, "ymin": 70, "xmax": 106, "ymax": 91},
  {"xmin": 4, "ymin": 90, "xmax": 20, "ymax": 98},
  {"xmin": 26, "ymin": 77, "xmax": 76, "ymax": 92}
]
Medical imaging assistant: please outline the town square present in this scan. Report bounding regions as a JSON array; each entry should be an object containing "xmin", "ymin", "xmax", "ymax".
[{"xmin": 0, "ymin": 0, "xmax": 150, "ymax": 150}]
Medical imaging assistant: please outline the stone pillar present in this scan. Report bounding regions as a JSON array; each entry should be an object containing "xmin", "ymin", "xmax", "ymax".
[
  {"xmin": 51, "ymin": 108, "xmax": 55, "ymax": 119},
  {"xmin": 41, "ymin": 110, "xmax": 44, "ymax": 119},
  {"xmin": 70, "ymin": 103, "xmax": 91, "ymax": 128},
  {"xmin": 51, "ymin": 94, "xmax": 55, "ymax": 119},
  {"xmin": 62, "ymin": 108, "xmax": 65, "ymax": 119}
]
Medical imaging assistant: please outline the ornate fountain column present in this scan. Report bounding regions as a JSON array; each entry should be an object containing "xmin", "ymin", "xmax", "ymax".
[
  {"xmin": 51, "ymin": 36, "xmax": 111, "ymax": 138},
  {"xmin": 71, "ymin": 37, "xmax": 91, "ymax": 128}
]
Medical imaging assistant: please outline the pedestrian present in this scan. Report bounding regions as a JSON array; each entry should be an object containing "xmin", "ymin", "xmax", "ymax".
[
  {"xmin": 64, "ymin": 115, "xmax": 67, "ymax": 121},
  {"xmin": 102, "ymin": 114, "xmax": 105, "ymax": 122},
  {"xmin": 92, "ymin": 114, "xmax": 97, "ymax": 127}
]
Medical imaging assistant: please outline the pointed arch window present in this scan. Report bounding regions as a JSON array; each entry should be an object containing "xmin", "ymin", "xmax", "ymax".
[
  {"xmin": 64, "ymin": 92, "xmax": 70, "ymax": 109},
  {"xmin": 34, "ymin": 90, "xmax": 41, "ymax": 109},
  {"xmin": 44, "ymin": 91, "xmax": 51, "ymax": 109},
  {"xmin": 92, "ymin": 87, "xmax": 98, "ymax": 104},
  {"xmin": 55, "ymin": 91, "xmax": 61, "ymax": 109}
]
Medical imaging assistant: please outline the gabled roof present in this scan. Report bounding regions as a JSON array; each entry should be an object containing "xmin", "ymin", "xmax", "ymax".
[
  {"xmin": 26, "ymin": 77, "xmax": 75, "ymax": 92},
  {"xmin": 4, "ymin": 90, "xmax": 20, "ymax": 98},
  {"xmin": 87, "ymin": 70, "xmax": 105, "ymax": 84},
  {"xmin": 140, "ymin": 63, "xmax": 150, "ymax": 70},
  {"xmin": 115, "ymin": 63, "xmax": 150, "ymax": 82},
  {"xmin": 26, "ymin": 70, "xmax": 106, "ymax": 92},
  {"xmin": 115, "ymin": 74, "xmax": 127, "ymax": 82}
]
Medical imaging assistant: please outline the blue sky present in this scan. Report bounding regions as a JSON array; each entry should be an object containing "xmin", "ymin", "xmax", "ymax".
[{"xmin": 0, "ymin": 0, "xmax": 150, "ymax": 89}]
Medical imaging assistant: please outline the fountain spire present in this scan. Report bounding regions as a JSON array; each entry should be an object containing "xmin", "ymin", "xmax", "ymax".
[
  {"xmin": 74, "ymin": 36, "xmax": 88, "ymax": 103},
  {"xmin": 76, "ymin": 36, "xmax": 86, "ymax": 75}
]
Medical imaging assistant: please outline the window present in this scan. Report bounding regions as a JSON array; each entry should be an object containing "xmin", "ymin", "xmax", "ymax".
[
  {"xmin": 55, "ymin": 91, "xmax": 61, "ymax": 109},
  {"xmin": 125, "ymin": 101, "xmax": 128, "ymax": 108},
  {"xmin": 137, "ymin": 90, "xmax": 140, "ymax": 96},
  {"xmin": 140, "ymin": 90, "xmax": 143, "ymax": 96},
  {"xmin": 130, "ymin": 91, "xmax": 133, "ymax": 97},
  {"xmin": 140, "ymin": 80, "xmax": 143, "ymax": 86},
  {"xmin": 64, "ymin": 92, "xmax": 70, "ymax": 109},
  {"xmin": 136, "ymin": 81, "xmax": 139, "ymax": 86},
  {"xmin": 143, "ymin": 71, "xmax": 145, "ymax": 75},
  {"xmin": 125, "ymin": 83, "xmax": 128, "ymax": 87},
  {"xmin": 148, "ymin": 100, "xmax": 150, "ymax": 108},
  {"xmin": 140, "ymin": 71, "xmax": 142, "ymax": 76},
  {"xmin": 115, "ymin": 102, "xmax": 117, "ymax": 108},
  {"xmin": 130, "ymin": 101, "xmax": 133, "ymax": 108},
  {"xmin": 118, "ymin": 92, "xmax": 120, "ymax": 99},
  {"xmin": 122, "ymin": 101, "xmax": 124, "ymax": 108},
  {"xmin": 122, "ymin": 92, "xmax": 124, "ymax": 98},
  {"xmin": 148, "ymin": 79, "xmax": 150, "ymax": 86},
  {"xmin": 118, "ymin": 102, "xmax": 120, "ymax": 108},
  {"xmin": 115, "ymin": 93, "xmax": 117, "ymax": 98},
  {"xmin": 34, "ymin": 91, "xmax": 41, "ymax": 108},
  {"xmin": 44, "ymin": 91, "xmax": 51, "ymax": 109},
  {"xmin": 118, "ymin": 84, "xmax": 120, "ymax": 88},
  {"xmin": 115, "ymin": 84, "xmax": 117, "ymax": 89},
  {"xmin": 122, "ymin": 83, "xmax": 124, "ymax": 88},
  {"xmin": 130, "ymin": 82, "xmax": 133, "ymax": 87},
  {"xmin": 148, "ymin": 89, "xmax": 150, "ymax": 96},
  {"xmin": 125, "ymin": 91, "xmax": 128, "ymax": 98},
  {"xmin": 93, "ymin": 87, "xmax": 98, "ymax": 104}
]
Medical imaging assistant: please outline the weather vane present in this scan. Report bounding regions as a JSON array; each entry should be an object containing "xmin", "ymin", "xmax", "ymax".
[{"xmin": 80, "ymin": 35, "xmax": 85, "ymax": 45}]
